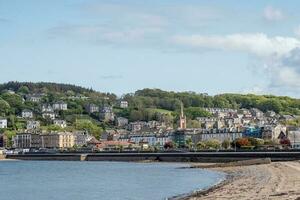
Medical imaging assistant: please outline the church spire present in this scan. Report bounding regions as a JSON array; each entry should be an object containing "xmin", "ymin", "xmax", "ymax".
[{"xmin": 179, "ymin": 102, "xmax": 186, "ymax": 129}]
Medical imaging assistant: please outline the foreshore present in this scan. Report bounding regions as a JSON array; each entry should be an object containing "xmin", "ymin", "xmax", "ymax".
[{"xmin": 185, "ymin": 161, "xmax": 300, "ymax": 200}]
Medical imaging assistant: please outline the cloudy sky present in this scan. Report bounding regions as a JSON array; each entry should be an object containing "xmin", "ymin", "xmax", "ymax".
[{"xmin": 1, "ymin": 0, "xmax": 300, "ymax": 97}]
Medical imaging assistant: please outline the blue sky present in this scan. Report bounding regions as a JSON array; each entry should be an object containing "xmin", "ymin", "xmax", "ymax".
[{"xmin": 1, "ymin": 0, "xmax": 300, "ymax": 97}]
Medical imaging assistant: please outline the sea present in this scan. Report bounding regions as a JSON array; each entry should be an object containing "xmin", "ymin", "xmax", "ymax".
[{"xmin": 0, "ymin": 161, "xmax": 225, "ymax": 200}]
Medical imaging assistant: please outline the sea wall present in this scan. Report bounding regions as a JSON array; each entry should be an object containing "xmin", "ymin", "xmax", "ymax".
[{"xmin": 6, "ymin": 152, "xmax": 300, "ymax": 162}]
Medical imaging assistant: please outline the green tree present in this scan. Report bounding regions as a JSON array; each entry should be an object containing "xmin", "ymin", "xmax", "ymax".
[
  {"xmin": 1, "ymin": 93, "xmax": 24, "ymax": 114},
  {"xmin": 74, "ymin": 119, "xmax": 103, "ymax": 139},
  {"xmin": 0, "ymin": 99, "xmax": 10, "ymax": 115},
  {"xmin": 4, "ymin": 130, "xmax": 16, "ymax": 147},
  {"xmin": 185, "ymin": 137, "xmax": 194, "ymax": 150},
  {"xmin": 185, "ymin": 107, "xmax": 211, "ymax": 120},
  {"xmin": 17, "ymin": 86, "xmax": 30, "ymax": 94}
]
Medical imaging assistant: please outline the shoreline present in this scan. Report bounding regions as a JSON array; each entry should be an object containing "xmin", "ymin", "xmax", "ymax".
[{"xmin": 184, "ymin": 161, "xmax": 300, "ymax": 200}]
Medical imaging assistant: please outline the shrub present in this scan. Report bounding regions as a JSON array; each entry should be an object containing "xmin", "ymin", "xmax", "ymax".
[
  {"xmin": 204, "ymin": 139, "xmax": 221, "ymax": 149},
  {"xmin": 222, "ymin": 139, "xmax": 231, "ymax": 149},
  {"xmin": 196, "ymin": 141, "xmax": 206, "ymax": 150}
]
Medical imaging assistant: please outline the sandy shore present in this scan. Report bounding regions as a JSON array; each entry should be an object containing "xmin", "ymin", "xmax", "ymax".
[{"xmin": 187, "ymin": 161, "xmax": 300, "ymax": 200}]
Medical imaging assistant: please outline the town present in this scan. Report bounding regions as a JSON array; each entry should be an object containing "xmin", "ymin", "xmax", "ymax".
[{"xmin": 0, "ymin": 82, "xmax": 300, "ymax": 155}]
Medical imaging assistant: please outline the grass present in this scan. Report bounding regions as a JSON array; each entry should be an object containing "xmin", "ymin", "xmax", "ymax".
[{"xmin": 146, "ymin": 108, "xmax": 173, "ymax": 115}]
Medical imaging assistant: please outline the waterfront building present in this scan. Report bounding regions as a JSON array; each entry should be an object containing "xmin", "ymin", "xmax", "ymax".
[
  {"xmin": 287, "ymin": 127, "xmax": 300, "ymax": 149},
  {"xmin": 261, "ymin": 125, "xmax": 286, "ymax": 140},
  {"xmin": 41, "ymin": 132, "xmax": 75, "ymax": 149},
  {"xmin": 172, "ymin": 130, "xmax": 186, "ymax": 148},
  {"xmin": 74, "ymin": 131, "xmax": 92, "ymax": 147},
  {"xmin": 13, "ymin": 133, "xmax": 41, "ymax": 149},
  {"xmin": 199, "ymin": 130, "xmax": 243, "ymax": 143},
  {"xmin": 22, "ymin": 109, "xmax": 33, "ymax": 118},
  {"xmin": 0, "ymin": 118, "xmax": 7, "ymax": 129},
  {"xmin": 129, "ymin": 134, "xmax": 157, "ymax": 146},
  {"xmin": 0, "ymin": 134, "xmax": 4, "ymax": 147}
]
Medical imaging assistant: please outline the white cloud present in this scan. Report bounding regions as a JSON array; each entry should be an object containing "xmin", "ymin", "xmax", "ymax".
[
  {"xmin": 171, "ymin": 33, "xmax": 300, "ymax": 57},
  {"xmin": 294, "ymin": 26, "xmax": 300, "ymax": 37},
  {"xmin": 171, "ymin": 33, "xmax": 300, "ymax": 95},
  {"xmin": 263, "ymin": 6, "xmax": 284, "ymax": 21}
]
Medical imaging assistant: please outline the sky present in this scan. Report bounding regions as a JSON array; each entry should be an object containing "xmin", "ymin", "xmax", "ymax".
[{"xmin": 1, "ymin": 0, "xmax": 300, "ymax": 97}]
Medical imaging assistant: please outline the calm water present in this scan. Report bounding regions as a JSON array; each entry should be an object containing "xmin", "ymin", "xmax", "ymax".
[{"xmin": 0, "ymin": 161, "xmax": 224, "ymax": 200}]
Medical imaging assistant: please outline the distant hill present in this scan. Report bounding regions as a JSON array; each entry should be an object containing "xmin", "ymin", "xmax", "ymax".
[{"xmin": 0, "ymin": 81, "xmax": 95, "ymax": 94}]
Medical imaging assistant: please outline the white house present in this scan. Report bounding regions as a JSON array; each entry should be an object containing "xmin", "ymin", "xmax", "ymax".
[
  {"xmin": 288, "ymin": 129, "xmax": 300, "ymax": 149},
  {"xmin": 22, "ymin": 109, "xmax": 33, "ymax": 118},
  {"xmin": 42, "ymin": 104, "xmax": 54, "ymax": 112},
  {"xmin": 120, "ymin": 101, "xmax": 128, "ymax": 108},
  {"xmin": 53, "ymin": 119, "xmax": 67, "ymax": 128},
  {"xmin": 85, "ymin": 104, "xmax": 99, "ymax": 113},
  {"xmin": 115, "ymin": 117, "xmax": 128, "ymax": 127},
  {"xmin": 42, "ymin": 112, "xmax": 55, "ymax": 120},
  {"xmin": 27, "ymin": 120, "xmax": 40, "ymax": 130},
  {"xmin": 53, "ymin": 101, "xmax": 67, "ymax": 111},
  {"xmin": 25, "ymin": 94, "xmax": 43, "ymax": 102},
  {"xmin": 0, "ymin": 118, "xmax": 7, "ymax": 129}
]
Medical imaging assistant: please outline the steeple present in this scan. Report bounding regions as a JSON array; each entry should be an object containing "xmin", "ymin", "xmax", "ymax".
[{"xmin": 179, "ymin": 102, "xmax": 186, "ymax": 129}]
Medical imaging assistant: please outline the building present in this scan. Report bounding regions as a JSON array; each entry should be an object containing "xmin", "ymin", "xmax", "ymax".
[
  {"xmin": 120, "ymin": 101, "xmax": 128, "ymax": 108},
  {"xmin": 42, "ymin": 104, "xmax": 54, "ymax": 112},
  {"xmin": 250, "ymin": 108, "xmax": 264, "ymax": 118},
  {"xmin": 197, "ymin": 117, "xmax": 218, "ymax": 129},
  {"xmin": 53, "ymin": 101, "xmax": 68, "ymax": 111},
  {"xmin": 85, "ymin": 103, "xmax": 99, "ymax": 113},
  {"xmin": 74, "ymin": 131, "xmax": 92, "ymax": 147},
  {"xmin": 53, "ymin": 119, "xmax": 67, "ymax": 128},
  {"xmin": 115, "ymin": 117, "xmax": 129, "ymax": 127},
  {"xmin": 128, "ymin": 121, "xmax": 147, "ymax": 132},
  {"xmin": 243, "ymin": 127, "xmax": 262, "ymax": 138},
  {"xmin": 261, "ymin": 125, "xmax": 286, "ymax": 140},
  {"xmin": 25, "ymin": 94, "xmax": 43, "ymax": 102},
  {"xmin": 0, "ymin": 118, "xmax": 7, "ymax": 129},
  {"xmin": 129, "ymin": 134, "xmax": 157, "ymax": 146},
  {"xmin": 27, "ymin": 120, "xmax": 40, "ymax": 130},
  {"xmin": 287, "ymin": 127, "xmax": 300, "ymax": 149},
  {"xmin": 0, "ymin": 134, "xmax": 4, "ymax": 147},
  {"xmin": 172, "ymin": 130, "xmax": 186, "ymax": 148},
  {"xmin": 41, "ymin": 132, "xmax": 75, "ymax": 149},
  {"xmin": 99, "ymin": 106, "xmax": 115, "ymax": 122},
  {"xmin": 179, "ymin": 103, "xmax": 186, "ymax": 129},
  {"xmin": 13, "ymin": 133, "xmax": 41, "ymax": 149},
  {"xmin": 156, "ymin": 134, "xmax": 173, "ymax": 147},
  {"xmin": 42, "ymin": 112, "xmax": 55, "ymax": 120},
  {"xmin": 198, "ymin": 130, "xmax": 243, "ymax": 143},
  {"xmin": 22, "ymin": 109, "xmax": 33, "ymax": 118}
]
